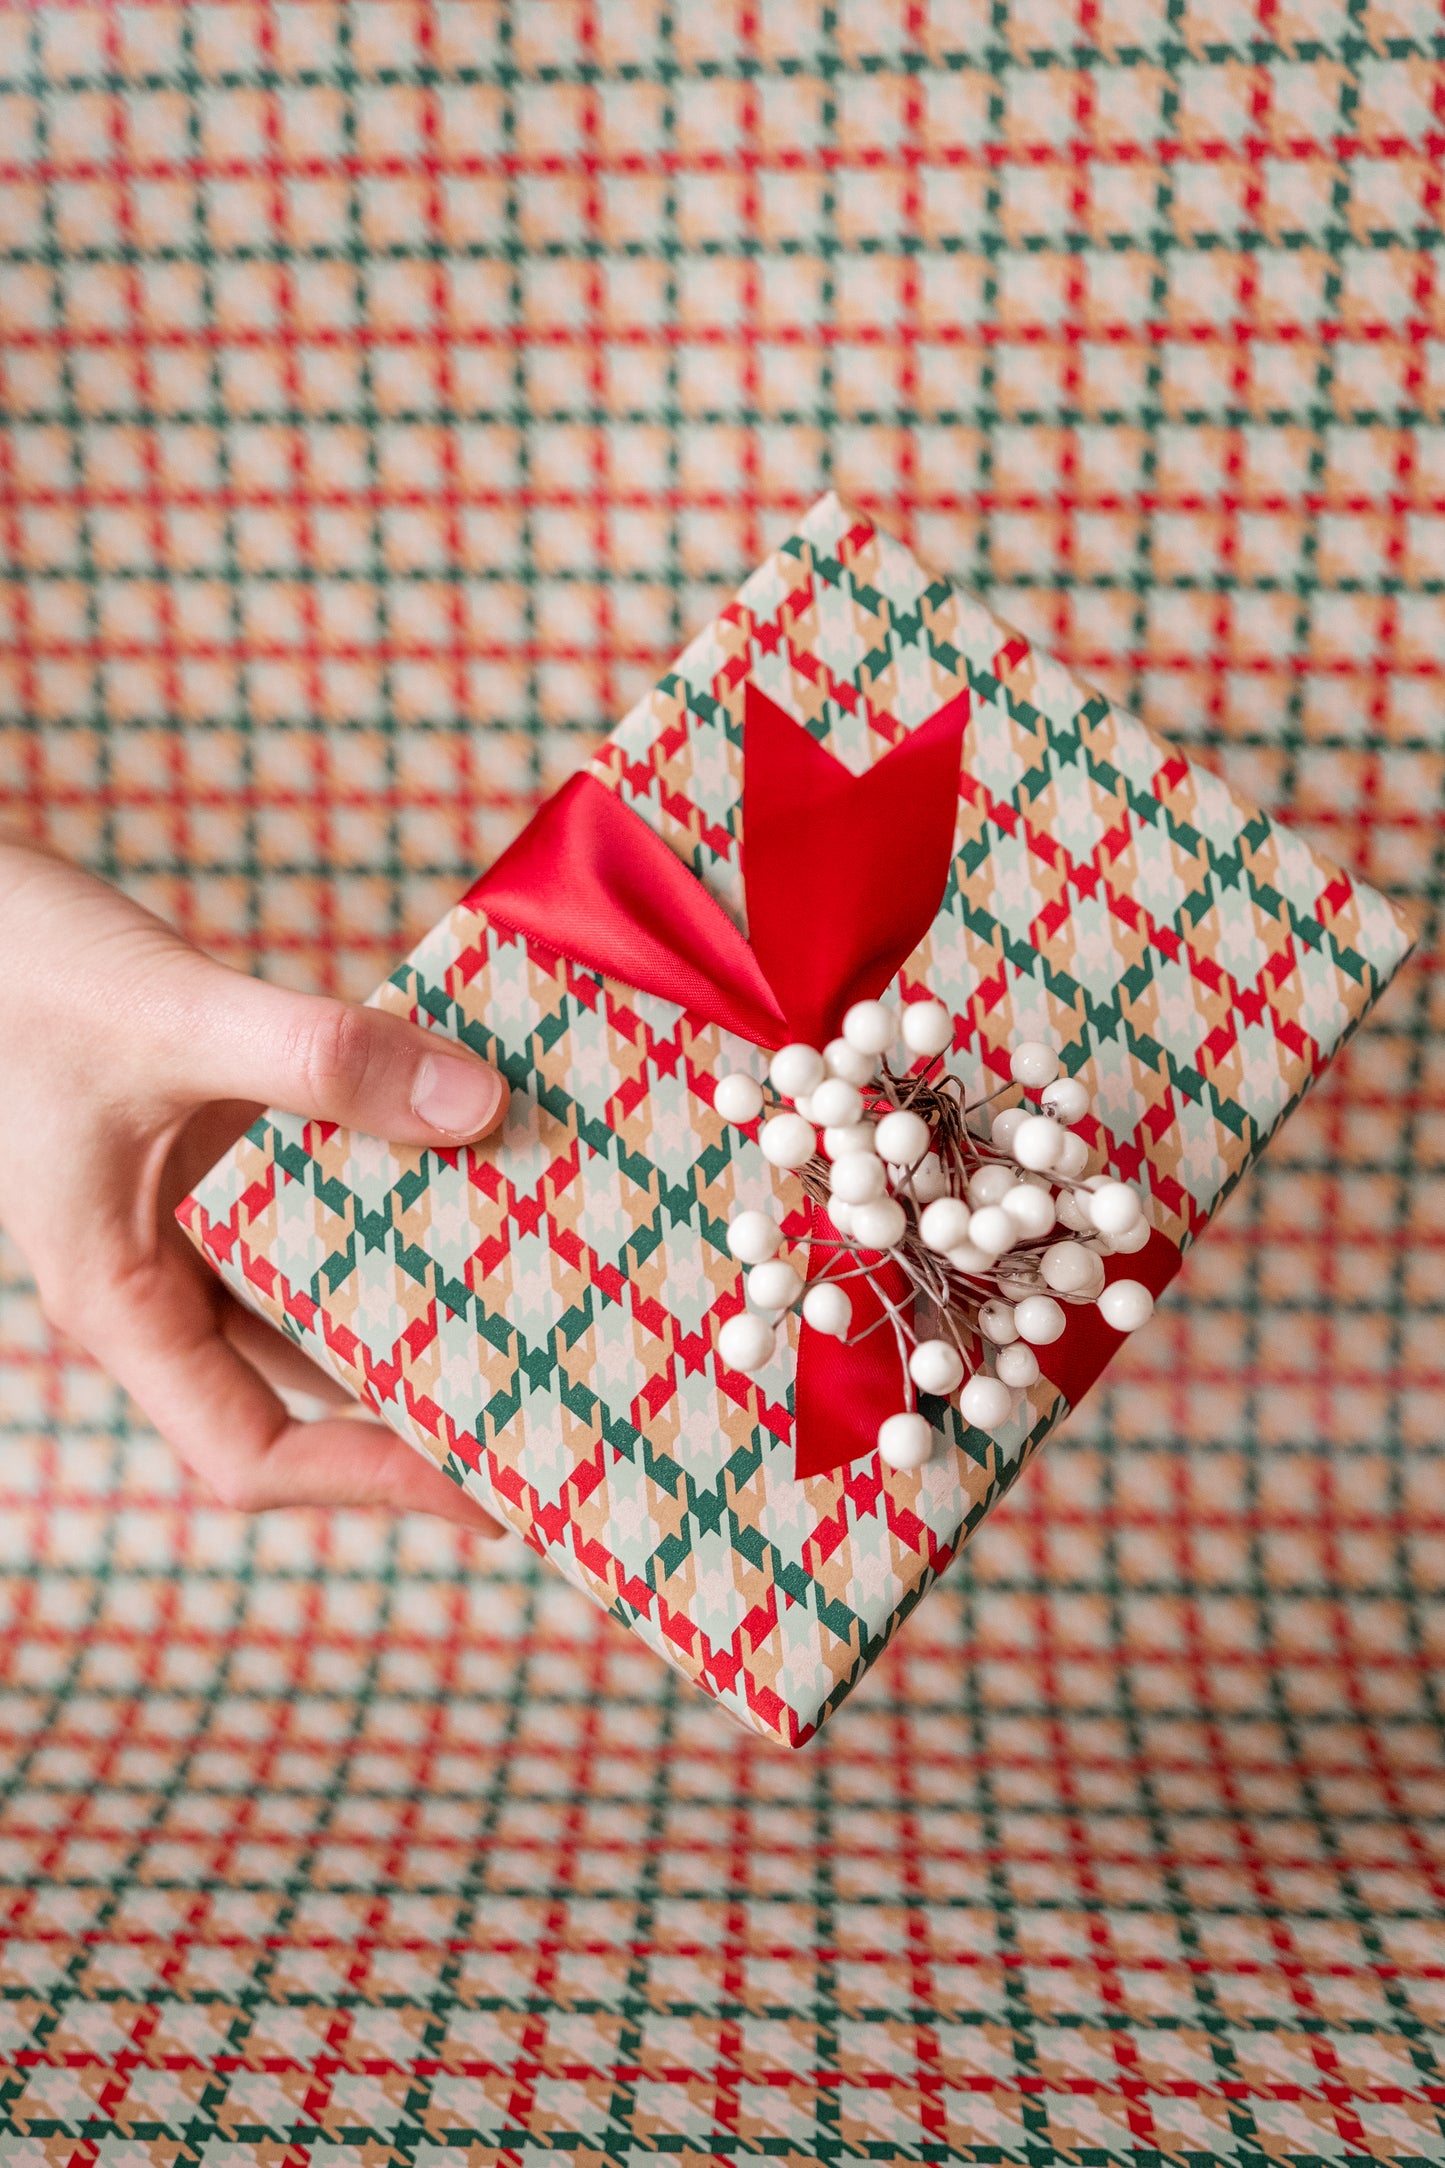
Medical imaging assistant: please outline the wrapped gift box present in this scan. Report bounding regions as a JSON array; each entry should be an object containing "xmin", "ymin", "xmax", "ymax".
[{"xmin": 181, "ymin": 495, "xmax": 1413, "ymax": 1746}]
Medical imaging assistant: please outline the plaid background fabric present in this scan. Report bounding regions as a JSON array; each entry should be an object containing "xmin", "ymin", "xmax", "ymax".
[{"xmin": 1, "ymin": 1, "xmax": 1442, "ymax": 2158}]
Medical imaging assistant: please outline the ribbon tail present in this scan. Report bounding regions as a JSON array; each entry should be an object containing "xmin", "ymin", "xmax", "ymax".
[
  {"xmin": 797, "ymin": 1215, "xmax": 1183, "ymax": 1479},
  {"xmin": 792, "ymin": 1201, "xmax": 916, "ymax": 1480},
  {"xmin": 1034, "ymin": 1226, "xmax": 1183, "ymax": 1410},
  {"xmin": 743, "ymin": 683, "xmax": 970, "ymax": 1048}
]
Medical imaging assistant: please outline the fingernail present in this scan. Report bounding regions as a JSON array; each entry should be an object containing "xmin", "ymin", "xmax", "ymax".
[{"xmin": 412, "ymin": 1051, "xmax": 504, "ymax": 1138}]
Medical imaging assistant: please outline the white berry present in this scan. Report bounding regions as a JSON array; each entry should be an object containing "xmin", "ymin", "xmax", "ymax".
[
  {"xmin": 968, "ymin": 1206, "xmax": 1017, "ymax": 1257},
  {"xmin": 967, "ymin": 1163, "xmax": 1014, "ymax": 1208},
  {"xmin": 1010, "ymin": 1040, "xmax": 1059, "ymax": 1089},
  {"xmin": 1088, "ymin": 1180, "xmax": 1143, "ymax": 1237},
  {"xmin": 1054, "ymin": 1130, "xmax": 1090, "ymax": 1179},
  {"xmin": 1000, "ymin": 1183, "xmax": 1056, "ymax": 1240},
  {"xmin": 827, "ymin": 1198, "xmax": 856, "ymax": 1236},
  {"xmin": 824, "ymin": 1122, "xmax": 877, "ymax": 1158},
  {"xmin": 1041, "ymin": 1076, "xmax": 1089, "ymax": 1124},
  {"xmin": 829, "ymin": 1152, "xmax": 888, "ymax": 1205},
  {"xmin": 1105, "ymin": 1214, "xmax": 1151, "ymax": 1254},
  {"xmin": 946, "ymin": 1241, "xmax": 994, "ymax": 1275},
  {"xmin": 769, "ymin": 1043, "xmax": 825, "ymax": 1100},
  {"xmin": 1011, "ymin": 1114, "xmax": 1065, "ymax": 1172},
  {"xmin": 874, "ymin": 1109, "xmax": 931, "ymax": 1167},
  {"xmin": 978, "ymin": 1299, "xmax": 1018, "ymax": 1345},
  {"xmin": 990, "ymin": 1106, "xmax": 1028, "ymax": 1152},
  {"xmin": 842, "ymin": 1000, "xmax": 897, "ymax": 1056},
  {"xmin": 823, "ymin": 1037, "xmax": 877, "ymax": 1086},
  {"xmin": 1014, "ymin": 1295, "xmax": 1066, "ymax": 1345},
  {"xmin": 810, "ymin": 1077, "xmax": 864, "ymax": 1128},
  {"xmin": 802, "ymin": 1283, "xmax": 852, "ymax": 1337},
  {"xmin": 714, "ymin": 1072, "xmax": 764, "ymax": 1124},
  {"xmin": 1042, "ymin": 1242, "xmax": 1105, "ymax": 1298},
  {"xmin": 995, "ymin": 1342, "xmax": 1040, "ymax": 1388},
  {"xmin": 878, "ymin": 1412, "xmax": 933, "ymax": 1469},
  {"xmin": 908, "ymin": 1153, "xmax": 950, "ymax": 1203},
  {"xmin": 852, "ymin": 1197, "xmax": 907, "ymax": 1250},
  {"xmin": 717, "ymin": 1312, "xmax": 776, "ymax": 1375},
  {"xmin": 1056, "ymin": 1188, "xmax": 1094, "ymax": 1232},
  {"xmin": 1097, "ymin": 1279, "xmax": 1154, "ymax": 1332},
  {"xmin": 909, "ymin": 1338, "xmax": 965, "ymax": 1395},
  {"xmin": 900, "ymin": 999, "xmax": 953, "ymax": 1057},
  {"xmin": 759, "ymin": 1112, "xmax": 817, "ymax": 1169},
  {"xmin": 748, "ymin": 1258, "xmax": 803, "ymax": 1311},
  {"xmin": 919, "ymin": 1198, "xmax": 972, "ymax": 1253},
  {"xmin": 959, "ymin": 1374, "xmax": 1014, "ymax": 1431},
  {"xmin": 727, "ymin": 1210, "xmax": 781, "ymax": 1264}
]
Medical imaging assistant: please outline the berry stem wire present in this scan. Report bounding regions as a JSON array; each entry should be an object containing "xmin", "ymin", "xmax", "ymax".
[
  {"xmin": 786, "ymin": 1070, "xmax": 1113, "ymax": 1398},
  {"xmin": 735, "ymin": 1037, "xmax": 1143, "ymax": 1437}
]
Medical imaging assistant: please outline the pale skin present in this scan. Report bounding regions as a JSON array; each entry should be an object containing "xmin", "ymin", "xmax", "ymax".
[{"xmin": 0, "ymin": 831, "xmax": 506, "ymax": 1535}]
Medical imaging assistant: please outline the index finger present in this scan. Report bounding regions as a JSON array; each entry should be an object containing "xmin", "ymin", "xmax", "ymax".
[{"xmin": 89, "ymin": 1247, "xmax": 505, "ymax": 1533}]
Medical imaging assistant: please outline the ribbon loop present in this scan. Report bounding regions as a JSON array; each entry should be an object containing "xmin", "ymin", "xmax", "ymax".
[{"xmin": 467, "ymin": 770, "xmax": 788, "ymax": 1048}]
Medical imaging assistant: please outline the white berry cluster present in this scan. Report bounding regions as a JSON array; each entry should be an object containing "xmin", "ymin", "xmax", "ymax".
[{"xmin": 712, "ymin": 996, "xmax": 1156, "ymax": 1472}]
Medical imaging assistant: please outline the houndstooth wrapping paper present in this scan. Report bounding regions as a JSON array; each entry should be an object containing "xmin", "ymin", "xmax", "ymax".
[
  {"xmin": 2, "ymin": 1, "xmax": 1444, "ymax": 2159},
  {"xmin": 180, "ymin": 492, "xmax": 1414, "ymax": 1746}
]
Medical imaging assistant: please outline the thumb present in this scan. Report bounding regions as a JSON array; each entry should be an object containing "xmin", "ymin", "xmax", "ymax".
[{"xmin": 171, "ymin": 961, "xmax": 509, "ymax": 1146}]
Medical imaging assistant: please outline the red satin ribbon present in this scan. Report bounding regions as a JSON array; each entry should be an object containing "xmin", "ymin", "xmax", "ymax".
[
  {"xmin": 468, "ymin": 767, "xmax": 788, "ymax": 1048},
  {"xmin": 473, "ymin": 683, "xmax": 969, "ymax": 1051},
  {"xmin": 473, "ymin": 681, "xmax": 1178, "ymax": 1477},
  {"xmin": 742, "ymin": 684, "xmax": 975, "ymax": 1049}
]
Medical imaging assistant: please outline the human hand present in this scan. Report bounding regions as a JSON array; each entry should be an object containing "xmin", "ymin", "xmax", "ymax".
[{"xmin": 0, "ymin": 833, "xmax": 508, "ymax": 1532}]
